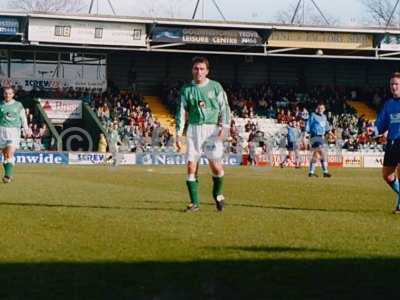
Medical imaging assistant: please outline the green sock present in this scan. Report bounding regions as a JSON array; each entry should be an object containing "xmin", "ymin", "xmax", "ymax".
[
  {"xmin": 3, "ymin": 162, "xmax": 13, "ymax": 178},
  {"xmin": 186, "ymin": 180, "xmax": 200, "ymax": 206},
  {"xmin": 212, "ymin": 176, "xmax": 224, "ymax": 200}
]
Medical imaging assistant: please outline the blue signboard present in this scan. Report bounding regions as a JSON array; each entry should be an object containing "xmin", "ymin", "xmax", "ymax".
[
  {"xmin": 0, "ymin": 18, "xmax": 19, "ymax": 35},
  {"xmin": 0, "ymin": 151, "xmax": 69, "ymax": 164},
  {"xmin": 137, "ymin": 153, "xmax": 242, "ymax": 166}
]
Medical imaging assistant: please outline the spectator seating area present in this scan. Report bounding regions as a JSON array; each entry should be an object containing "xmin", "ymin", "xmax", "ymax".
[
  {"xmin": 5, "ymin": 81, "xmax": 387, "ymax": 154},
  {"xmin": 162, "ymin": 82, "xmax": 386, "ymax": 153}
]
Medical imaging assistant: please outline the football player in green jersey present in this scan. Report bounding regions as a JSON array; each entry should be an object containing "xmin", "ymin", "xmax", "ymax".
[
  {"xmin": 176, "ymin": 57, "xmax": 231, "ymax": 212},
  {"xmin": 0, "ymin": 87, "xmax": 31, "ymax": 183}
]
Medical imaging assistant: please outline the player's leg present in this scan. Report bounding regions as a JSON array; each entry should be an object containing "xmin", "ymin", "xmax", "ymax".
[
  {"xmin": 382, "ymin": 142, "xmax": 400, "ymax": 213},
  {"xmin": 185, "ymin": 130, "xmax": 201, "ymax": 212},
  {"xmin": 281, "ymin": 148, "xmax": 291, "ymax": 168},
  {"xmin": 289, "ymin": 149, "xmax": 295, "ymax": 166},
  {"xmin": 209, "ymin": 159, "xmax": 225, "ymax": 212},
  {"xmin": 294, "ymin": 146, "xmax": 301, "ymax": 168},
  {"xmin": 320, "ymin": 147, "xmax": 331, "ymax": 177},
  {"xmin": 308, "ymin": 149, "xmax": 319, "ymax": 177},
  {"xmin": 185, "ymin": 160, "xmax": 200, "ymax": 211},
  {"xmin": 383, "ymin": 166, "xmax": 398, "ymax": 212},
  {"xmin": 395, "ymin": 165, "xmax": 400, "ymax": 213},
  {"xmin": 2, "ymin": 145, "xmax": 16, "ymax": 183},
  {"xmin": 393, "ymin": 166, "xmax": 400, "ymax": 213}
]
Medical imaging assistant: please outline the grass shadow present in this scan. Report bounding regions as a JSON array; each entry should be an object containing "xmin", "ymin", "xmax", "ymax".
[{"xmin": 0, "ymin": 258, "xmax": 399, "ymax": 299}]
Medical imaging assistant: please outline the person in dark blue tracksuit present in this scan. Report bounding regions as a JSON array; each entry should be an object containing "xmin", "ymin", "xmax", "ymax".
[
  {"xmin": 375, "ymin": 73, "xmax": 400, "ymax": 214},
  {"xmin": 306, "ymin": 103, "xmax": 332, "ymax": 178}
]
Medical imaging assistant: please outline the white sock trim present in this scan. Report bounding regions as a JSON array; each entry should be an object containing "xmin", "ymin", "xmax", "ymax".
[
  {"xmin": 187, "ymin": 174, "xmax": 196, "ymax": 182},
  {"xmin": 213, "ymin": 170, "xmax": 224, "ymax": 178}
]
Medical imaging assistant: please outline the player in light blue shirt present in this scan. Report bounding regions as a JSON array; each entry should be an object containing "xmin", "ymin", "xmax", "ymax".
[
  {"xmin": 375, "ymin": 72, "xmax": 400, "ymax": 214},
  {"xmin": 281, "ymin": 120, "xmax": 301, "ymax": 168},
  {"xmin": 306, "ymin": 103, "xmax": 332, "ymax": 178}
]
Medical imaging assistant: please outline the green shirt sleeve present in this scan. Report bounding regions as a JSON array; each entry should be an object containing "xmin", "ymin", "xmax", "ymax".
[
  {"xmin": 217, "ymin": 89, "xmax": 231, "ymax": 129},
  {"xmin": 175, "ymin": 91, "xmax": 187, "ymax": 136}
]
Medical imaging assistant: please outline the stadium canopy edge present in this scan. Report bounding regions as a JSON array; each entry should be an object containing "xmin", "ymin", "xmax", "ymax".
[{"xmin": 2, "ymin": 12, "xmax": 400, "ymax": 60}]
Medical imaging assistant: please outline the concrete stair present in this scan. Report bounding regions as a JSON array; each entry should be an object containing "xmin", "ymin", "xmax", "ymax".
[{"xmin": 144, "ymin": 96, "xmax": 175, "ymax": 131}]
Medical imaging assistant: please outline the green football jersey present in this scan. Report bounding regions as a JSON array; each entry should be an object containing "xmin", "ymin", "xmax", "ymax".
[
  {"xmin": 0, "ymin": 100, "xmax": 24, "ymax": 128},
  {"xmin": 176, "ymin": 79, "xmax": 231, "ymax": 136}
]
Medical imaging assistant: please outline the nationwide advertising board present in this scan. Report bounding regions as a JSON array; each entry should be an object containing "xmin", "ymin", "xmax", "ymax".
[
  {"xmin": 136, "ymin": 153, "xmax": 242, "ymax": 166},
  {"xmin": 0, "ymin": 151, "xmax": 69, "ymax": 164}
]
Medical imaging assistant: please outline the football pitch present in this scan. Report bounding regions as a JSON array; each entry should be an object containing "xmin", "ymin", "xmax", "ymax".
[{"xmin": 0, "ymin": 165, "xmax": 399, "ymax": 299}]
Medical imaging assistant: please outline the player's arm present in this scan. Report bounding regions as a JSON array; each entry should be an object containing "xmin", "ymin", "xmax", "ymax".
[
  {"xmin": 374, "ymin": 104, "xmax": 389, "ymax": 137},
  {"xmin": 217, "ymin": 89, "xmax": 231, "ymax": 139},
  {"xmin": 175, "ymin": 92, "xmax": 187, "ymax": 151},
  {"xmin": 19, "ymin": 107, "xmax": 31, "ymax": 138},
  {"xmin": 305, "ymin": 114, "xmax": 312, "ymax": 135},
  {"xmin": 325, "ymin": 116, "xmax": 331, "ymax": 135}
]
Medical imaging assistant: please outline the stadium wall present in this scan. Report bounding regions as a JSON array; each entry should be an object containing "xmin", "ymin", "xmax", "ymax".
[{"xmin": 0, "ymin": 151, "xmax": 384, "ymax": 168}]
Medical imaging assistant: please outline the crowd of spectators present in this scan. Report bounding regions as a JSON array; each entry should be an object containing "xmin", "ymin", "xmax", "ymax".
[
  {"xmin": 6, "ymin": 81, "xmax": 389, "ymax": 153},
  {"xmin": 92, "ymin": 90, "xmax": 175, "ymax": 152}
]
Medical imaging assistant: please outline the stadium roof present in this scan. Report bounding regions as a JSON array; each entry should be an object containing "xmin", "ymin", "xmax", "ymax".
[
  {"xmin": 2, "ymin": 11, "xmax": 400, "ymax": 34},
  {"xmin": 2, "ymin": 11, "xmax": 400, "ymax": 60}
]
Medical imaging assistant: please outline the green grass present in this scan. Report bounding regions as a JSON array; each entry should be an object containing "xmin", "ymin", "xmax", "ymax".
[{"xmin": 0, "ymin": 165, "xmax": 399, "ymax": 299}]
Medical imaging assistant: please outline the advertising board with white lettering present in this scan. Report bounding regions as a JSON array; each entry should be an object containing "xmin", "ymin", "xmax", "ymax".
[
  {"xmin": 39, "ymin": 99, "xmax": 82, "ymax": 120},
  {"xmin": 0, "ymin": 78, "xmax": 107, "ymax": 91},
  {"xmin": 152, "ymin": 26, "xmax": 263, "ymax": 46},
  {"xmin": 137, "ymin": 153, "xmax": 242, "ymax": 166},
  {"xmin": 0, "ymin": 152, "xmax": 68, "ymax": 164},
  {"xmin": 68, "ymin": 152, "xmax": 137, "ymax": 165},
  {"xmin": 363, "ymin": 153, "xmax": 384, "ymax": 168}
]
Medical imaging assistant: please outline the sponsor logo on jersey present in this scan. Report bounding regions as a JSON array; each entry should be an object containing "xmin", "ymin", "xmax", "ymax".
[
  {"xmin": 390, "ymin": 113, "xmax": 400, "ymax": 123},
  {"xmin": 5, "ymin": 111, "xmax": 16, "ymax": 121}
]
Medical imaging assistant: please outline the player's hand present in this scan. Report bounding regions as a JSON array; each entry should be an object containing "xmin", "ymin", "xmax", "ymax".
[
  {"xmin": 218, "ymin": 126, "xmax": 227, "ymax": 140},
  {"xmin": 176, "ymin": 136, "xmax": 182, "ymax": 152},
  {"xmin": 23, "ymin": 129, "xmax": 32, "ymax": 138}
]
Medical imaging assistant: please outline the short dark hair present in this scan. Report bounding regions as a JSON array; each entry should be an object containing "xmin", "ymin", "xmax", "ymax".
[
  {"xmin": 192, "ymin": 56, "xmax": 210, "ymax": 69},
  {"xmin": 390, "ymin": 72, "xmax": 400, "ymax": 80},
  {"xmin": 3, "ymin": 86, "xmax": 14, "ymax": 93}
]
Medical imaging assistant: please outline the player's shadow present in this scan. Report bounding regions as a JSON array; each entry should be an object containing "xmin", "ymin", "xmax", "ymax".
[
  {"xmin": 1, "ymin": 257, "xmax": 399, "ymax": 300},
  {"xmin": 0, "ymin": 201, "xmax": 180, "ymax": 213},
  {"xmin": 120, "ymin": 200, "xmax": 379, "ymax": 214},
  {"xmin": 228, "ymin": 203, "xmax": 379, "ymax": 214},
  {"xmin": 3, "ymin": 200, "xmax": 378, "ymax": 215}
]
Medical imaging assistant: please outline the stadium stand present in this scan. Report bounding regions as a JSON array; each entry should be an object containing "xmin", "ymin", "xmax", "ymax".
[
  {"xmin": 7, "ymin": 81, "xmax": 386, "ymax": 154},
  {"xmin": 162, "ymin": 82, "xmax": 385, "ymax": 153}
]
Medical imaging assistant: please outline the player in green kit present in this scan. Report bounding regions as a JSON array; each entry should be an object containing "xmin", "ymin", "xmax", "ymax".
[
  {"xmin": 107, "ymin": 122, "xmax": 122, "ymax": 166},
  {"xmin": 0, "ymin": 86, "xmax": 31, "ymax": 183},
  {"xmin": 176, "ymin": 57, "xmax": 231, "ymax": 212}
]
